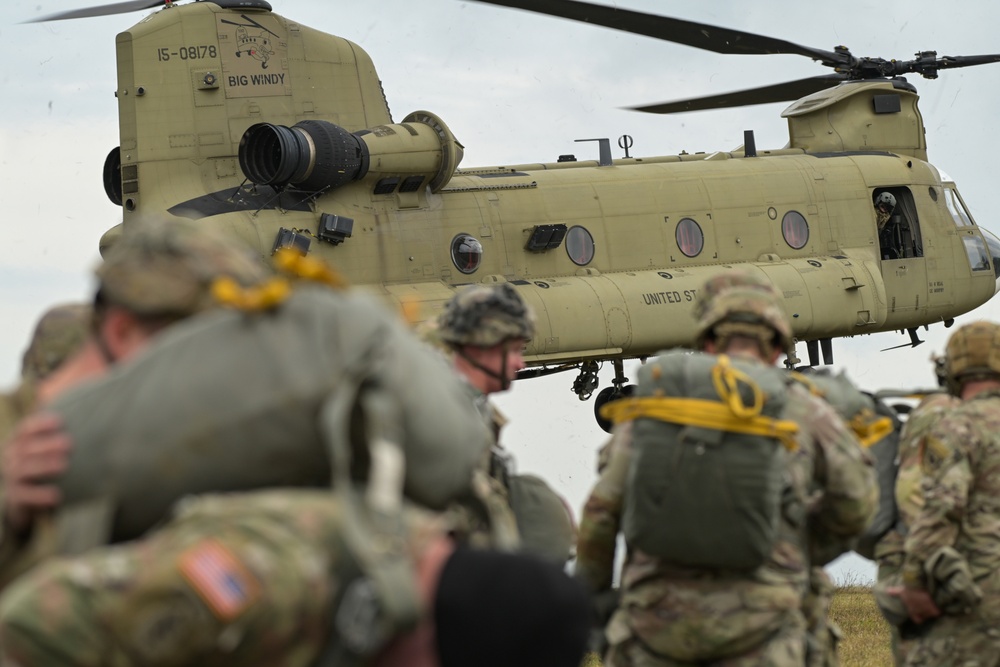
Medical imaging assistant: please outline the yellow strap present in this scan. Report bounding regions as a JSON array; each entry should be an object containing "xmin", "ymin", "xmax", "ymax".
[
  {"xmin": 273, "ymin": 248, "xmax": 348, "ymax": 288},
  {"xmin": 850, "ymin": 413, "xmax": 895, "ymax": 448},
  {"xmin": 601, "ymin": 396, "xmax": 799, "ymax": 452},
  {"xmin": 711, "ymin": 354, "xmax": 764, "ymax": 418},
  {"xmin": 212, "ymin": 275, "xmax": 292, "ymax": 311}
]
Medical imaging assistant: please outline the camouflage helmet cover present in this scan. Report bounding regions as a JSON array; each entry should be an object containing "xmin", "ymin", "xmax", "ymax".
[
  {"xmin": 20, "ymin": 303, "xmax": 91, "ymax": 380},
  {"xmin": 437, "ymin": 283, "xmax": 535, "ymax": 348},
  {"xmin": 694, "ymin": 270, "xmax": 793, "ymax": 354},
  {"xmin": 944, "ymin": 320, "xmax": 1000, "ymax": 394},
  {"xmin": 96, "ymin": 219, "xmax": 269, "ymax": 317}
]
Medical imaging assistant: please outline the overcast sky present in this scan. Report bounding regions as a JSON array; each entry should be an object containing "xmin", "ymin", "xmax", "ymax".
[{"xmin": 4, "ymin": 0, "xmax": 1000, "ymax": 582}]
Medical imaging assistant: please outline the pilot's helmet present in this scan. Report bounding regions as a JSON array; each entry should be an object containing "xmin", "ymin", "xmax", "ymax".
[
  {"xmin": 20, "ymin": 303, "xmax": 91, "ymax": 381},
  {"xmin": 943, "ymin": 321, "xmax": 1000, "ymax": 395},
  {"xmin": 875, "ymin": 191, "xmax": 896, "ymax": 211},
  {"xmin": 437, "ymin": 283, "xmax": 535, "ymax": 348},
  {"xmin": 694, "ymin": 270, "xmax": 794, "ymax": 356},
  {"xmin": 95, "ymin": 218, "xmax": 270, "ymax": 319}
]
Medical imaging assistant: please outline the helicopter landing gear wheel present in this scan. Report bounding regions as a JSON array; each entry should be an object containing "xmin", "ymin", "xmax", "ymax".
[
  {"xmin": 593, "ymin": 358, "xmax": 634, "ymax": 433},
  {"xmin": 594, "ymin": 383, "xmax": 636, "ymax": 433}
]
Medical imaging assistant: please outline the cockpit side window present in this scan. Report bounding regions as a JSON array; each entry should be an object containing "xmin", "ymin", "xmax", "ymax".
[
  {"xmin": 944, "ymin": 188, "xmax": 974, "ymax": 227},
  {"xmin": 874, "ymin": 187, "xmax": 923, "ymax": 260}
]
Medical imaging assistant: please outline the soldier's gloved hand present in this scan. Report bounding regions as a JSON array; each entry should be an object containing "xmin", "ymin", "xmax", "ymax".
[
  {"xmin": 1, "ymin": 412, "xmax": 71, "ymax": 537},
  {"xmin": 887, "ymin": 585, "xmax": 942, "ymax": 625}
]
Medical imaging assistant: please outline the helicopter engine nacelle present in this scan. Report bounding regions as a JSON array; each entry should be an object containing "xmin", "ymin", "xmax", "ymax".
[{"xmin": 237, "ymin": 110, "xmax": 463, "ymax": 194}]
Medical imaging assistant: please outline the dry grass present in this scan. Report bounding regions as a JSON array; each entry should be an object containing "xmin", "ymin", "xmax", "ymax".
[
  {"xmin": 830, "ymin": 584, "xmax": 894, "ymax": 667},
  {"xmin": 581, "ymin": 583, "xmax": 894, "ymax": 667}
]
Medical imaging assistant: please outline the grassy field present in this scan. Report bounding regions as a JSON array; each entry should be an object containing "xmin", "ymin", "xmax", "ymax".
[
  {"xmin": 830, "ymin": 585, "xmax": 893, "ymax": 666},
  {"xmin": 581, "ymin": 585, "xmax": 894, "ymax": 666}
]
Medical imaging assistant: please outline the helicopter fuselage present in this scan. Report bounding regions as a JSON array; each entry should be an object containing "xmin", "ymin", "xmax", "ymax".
[{"xmin": 102, "ymin": 1, "xmax": 1000, "ymax": 367}]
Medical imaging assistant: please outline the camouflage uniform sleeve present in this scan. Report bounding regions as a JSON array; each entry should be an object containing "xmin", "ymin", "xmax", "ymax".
[
  {"xmin": 575, "ymin": 421, "xmax": 632, "ymax": 594},
  {"xmin": 900, "ymin": 413, "xmax": 971, "ymax": 589},
  {"xmin": 794, "ymin": 387, "xmax": 878, "ymax": 538}
]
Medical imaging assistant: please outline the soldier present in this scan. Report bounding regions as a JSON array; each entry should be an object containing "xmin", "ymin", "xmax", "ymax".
[
  {"xmin": 0, "ymin": 219, "xmax": 494, "ymax": 594},
  {"xmin": 0, "ymin": 303, "xmax": 90, "ymax": 442},
  {"xmin": 576, "ymin": 270, "xmax": 877, "ymax": 666},
  {"xmin": 889, "ymin": 321, "xmax": 1000, "ymax": 666},
  {"xmin": 875, "ymin": 191, "xmax": 897, "ymax": 231},
  {"xmin": 432, "ymin": 283, "xmax": 576, "ymax": 563},
  {"xmin": 0, "ymin": 219, "xmax": 270, "ymax": 585},
  {"xmin": 873, "ymin": 355, "xmax": 957, "ymax": 664},
  {"xmin": 0, "ymin": 489, "xmax": 591, "ymax": 667}
]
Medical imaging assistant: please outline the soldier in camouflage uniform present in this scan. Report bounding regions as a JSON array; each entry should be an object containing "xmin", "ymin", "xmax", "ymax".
[
  {"xmin": 576, "ymin": 270, "xmax": 877, "ymax": 667},
  {"xmin": 0, "ymin": 490, "xmax": 592, "ymax": 667},
  {"xmin": 0, "ymin": 303, "xmax": 91, "ymax": 444},
  {"xmin": 0, "ymin": 219, "xmax": 269, "ymax": 584},
  {"xmin": 888, "ymin": 321, "xmax": 1000, "ymax": 666},
  {"xmin": 873, "ymin": 383, "xmax": 957, "ymax": 664},
  {"xmin": 434, "ymin": 284, "xmax": 577, "ymax": 563}
]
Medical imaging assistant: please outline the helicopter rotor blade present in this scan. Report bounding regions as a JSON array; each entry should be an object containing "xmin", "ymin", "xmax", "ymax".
[
  {"xmin": 908, "ymin": 53, "xmax": 1000, "ymax": 76},
  {"xmin": 23, "ymin": 0, "xmax": 166, "ymax": 23},
  {"xmin": 631, "ymin": 74, "xmax": 849, "ymax": 115},
  {"xmin": 468, "ymin": 0, "xmax": 846, "ymax": 66}
]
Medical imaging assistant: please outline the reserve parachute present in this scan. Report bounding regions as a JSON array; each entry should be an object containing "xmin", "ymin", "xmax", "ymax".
[
  {"xmin": 603, "ymin": 351, "xmax": 798, "ymax": 571},
  {"xmin": 49, "ymin": 284, "xmax": 492, "ymax": 551}
]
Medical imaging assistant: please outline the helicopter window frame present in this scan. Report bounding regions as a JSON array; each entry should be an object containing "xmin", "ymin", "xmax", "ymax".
[
  {"xmin": 962, "ymin": 235, "xmax": 992, "ymax": 273},
  {"xmin": 565, "ymin": 225, "xmax": 595, "ymax": 266},
  {"xmin": 944, "ymin": 188, "xmax": 974, "ymax": 227},
  {"xmin": 450, "ymin": 233, "xmax": 484, "ymax": 275},
  {"xmin": 675, "ymin": 218, "xmax": 705, "ymax": 258},
  {"xmin": 781, "ymin": 211, "xmax": 809, "ymax": 250}
]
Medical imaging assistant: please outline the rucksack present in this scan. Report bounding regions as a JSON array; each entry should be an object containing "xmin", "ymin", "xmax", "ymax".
[
  {"xmin": 49, "ymin": 284, "xmax": 492, "ymax": 552},
  {"xmin": 602, "ymin": 350, "xmax": 798, "ymax": 571},
  {"xmin": 789, "ymin": 370, "xmax": 900, "ymax": 560}
]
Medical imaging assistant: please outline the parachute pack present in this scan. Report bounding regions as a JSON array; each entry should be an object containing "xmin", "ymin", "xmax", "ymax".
[
  {"xmin": 789, "ymin": 370, "xmax": 900, "ymax": 560},
  {"xmin": 602, "ymin": 350, "xmax": 798, "ymax": 571},
  {"xmin": 49, "ymin": 283, "xmax": 492, "ymax": 552}
]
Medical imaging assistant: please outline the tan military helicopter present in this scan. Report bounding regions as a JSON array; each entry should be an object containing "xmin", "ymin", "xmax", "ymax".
[{"xmin": 31, "ymin": 0, "xmax": 1000, "ymax": 429}]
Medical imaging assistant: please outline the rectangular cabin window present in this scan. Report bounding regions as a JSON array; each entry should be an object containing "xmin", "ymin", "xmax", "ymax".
[{"xmin": 945, "ymin": 188, "xmax": 973, "ymax": 227}]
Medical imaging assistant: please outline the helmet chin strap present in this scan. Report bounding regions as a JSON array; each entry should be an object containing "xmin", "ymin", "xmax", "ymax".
[{"xmin": 456, "ymin": 344, "xmax": 513, "ymax": 392}]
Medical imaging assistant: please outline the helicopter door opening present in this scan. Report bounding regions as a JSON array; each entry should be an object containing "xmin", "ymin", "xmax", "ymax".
[{"xmin": 874, "ymin": 187, "xmax": 923, "ymax": 261}]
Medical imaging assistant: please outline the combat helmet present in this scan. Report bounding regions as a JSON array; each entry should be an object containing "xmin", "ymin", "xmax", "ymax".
[
  {"xmin": 943, "ymin": 321, "xmax": 1000, "ymax": 395},
  {"xmin": 20, "ymin": 303, "xmax": 91, "ymax": 380},
  {"xmin": 694, "ymin": 270, "xmax": 794, "ymax": 356},
  {"xmin": 95, "ymin": 218, "xmax": 270, "ymax": 319},
  {"xmin": 438, "ymin": 283, "xmax": 535, "ymax": 348}
]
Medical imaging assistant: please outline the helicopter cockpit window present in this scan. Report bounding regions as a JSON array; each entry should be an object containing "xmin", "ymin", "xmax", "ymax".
[
  {"xmin": 962, "ymin": 235, "xmax": 992, "ymax": 273},
  {"xmin": 566, "ymin": 225, "xmax": 595, "ymax": 266},
  {"xmin": 676, "ymin": 218, "xmax": 704, "ymax": 257},
  {"xmin": 875, "ymin": 187, "xmax": 923, "ymax": 260},
  {"xmin": 451, "ymin": 234, "xmax": 483, "ymax": 274},
  {"xmin": 944, "ymin": 188, "xmax": 974, "ymax": 227},
  {"xmin": 781, "ymin": 211, "xmax": 809, "ymax": 250}
]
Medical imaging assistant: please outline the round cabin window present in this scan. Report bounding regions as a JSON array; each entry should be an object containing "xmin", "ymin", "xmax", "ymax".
[
  {"xmin": 676, "ymin": 218, "xmax": 704, "ymax": 257},
  {"xmin": 565, "ymin": 225, "xmax": 595, "ymax": 266},
  {"xmin": 451, "ymin": 234, "xmax": 483, "ymax": 274},
  {"xmin": 782, "ymin": 211, "xmax": 809, "ymax": 250}
]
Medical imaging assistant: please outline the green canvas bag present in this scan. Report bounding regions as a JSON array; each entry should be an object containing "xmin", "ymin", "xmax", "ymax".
[
  {"xmin": 603, "ymin": 350, "xmax": 797, "ymax": 571},
  {"xmin": 50, "ymin": 284, "xmax": 491, "ymax": 551}
]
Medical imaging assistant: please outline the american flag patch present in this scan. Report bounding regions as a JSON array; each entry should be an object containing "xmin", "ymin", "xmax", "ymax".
[{"xmin": 178, "ymin": 539, "xmax": 260, "ymax": 620}]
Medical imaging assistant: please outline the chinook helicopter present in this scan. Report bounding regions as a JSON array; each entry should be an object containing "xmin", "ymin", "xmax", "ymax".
[{"xmin": 23, "ymin": 0, "xmax": 1000, "ymax": 430}]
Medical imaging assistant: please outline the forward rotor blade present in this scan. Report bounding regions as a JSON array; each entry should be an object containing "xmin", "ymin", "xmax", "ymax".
[
  {"xmin": 469, "ymin": 0, "xmax": 843, "ymax": 64},
  {"xmin": 631, "ymin": 74, "xmax": 848, "ymax": 114},
  {"xmin": 24, "ymin": 0, "xmax": 165, "ymax": 22},
  {"xmin": 929, "ymin": 54, "xmax": 1000, "ymax": 70}
]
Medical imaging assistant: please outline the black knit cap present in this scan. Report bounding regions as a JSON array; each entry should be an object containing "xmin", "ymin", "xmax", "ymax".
[{"xmin": 434, "ymin": 547, "xmax": 590, "ymax": 667}]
